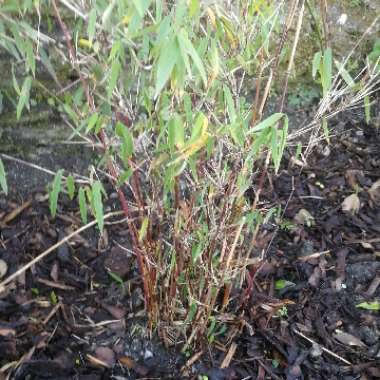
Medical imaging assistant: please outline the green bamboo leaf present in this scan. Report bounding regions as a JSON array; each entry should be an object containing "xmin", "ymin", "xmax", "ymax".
[
  {"xmin": 24, "ymin": 39, "xmax": 35, "ymax": 76},
  {"xmin": 273, "ymin": 115, "xmax": 288, "ymax": 173},
  {"xmin": 66, "ymin": 175, "xmax": 75, "ymax": 200},
  {"xmin": 63, "ymin": 103, "xmax": 79, "ymax": 125},
  {"xmin": 247, "ymin": 128, "xmax": 271, "ymax": 162},
  {"xmin": 230, "ymin": 122, "xmax": 245, "ymax": 146},
  {"xmin": 101, "ymin": 0, "xmax": 116, "ymax": 30},
  {"xmin": 39, "ymin": 48, "xmax": 59, "ymax": 85},
  {"xmin": 275, "ymin": 279, "xmax": 295, "ymax": 290},
  {"xmin": 168, "ymin": 118, "xmax": 176, "ymax": 152},
  {"xmin": 334, "ymin": 60, "xmax": 354, "ymax": 88},
  {"xmin": 168, "ymin": 115, "xmax": 184, "ymax": 152},
  {"xmin": 116, "ymin": 168, "xmax": 133, "ymax": 187},
  {"xmin": 154, "ymin": 37, "xmax": 180, "ymax": 98},
  {"xmin": 188, "ymin": 112, "xmax": 207, "ymax": 145},
  {"xmin": 107, "ymin": 59, "xmax": 121, "ymax": 99},
  {"xmin": 16, "ymin": 76, "xmax": 32, "ymax": 120},
  {"xmin": 189, "ymin": 0, "xmax": 200, "ymax": 17},
  {"xmin": 10, "ymin": 25, "xmax": 24, "ymax": 54},
  {"xmin": 0, "ymin": 158, "xmax": 8, "ymax": 195},
  {"xmin": 191, "ymin": 244, "xmax": 203, "ymax": 264},
  {"xmin": 155, "ymin": 0, "xmax": 163, "ymax": 21},
  {"xmin": 223, "ymin": 85, "xmax": 236, "ymax": 123},
  {"xmin": 131, "ymin": 0, "xmax": 151, "ymax": 18},
  {"xmin": 177, "ymin": 35, "xmax": 192, "ymax": 80},
  {"xmin": 78, "ymin": 187, "xmax": 88, "ymax": 224},
  {"xmin": 116, "ymin": 121, "xmax": 134, "ymax": 163},
  {"xmin": 248, "ymin": 113, "xmax": 285, "ymax": 134},
  {"xmin": 138, "ymin": 217, "xmax": 149, "ymax": 242},
  {"xmin": 356, "ymin": 301, "xmax": 380, "ymax": 311},
  {"xmin": 92, "ymin": 181, "xmax": 104, "ymax": 232},
  {"xmin": 87, "ymin": 8, "xmax": 97, "ymax": 44},
  {"xmin": 49, "ymin": 169, "xmax": 64, "ymax": 218},
  {"xmin": 183, "ymin": 93, "xmax": 193, "ymax": 122},
  {"xmin": 108, "ymin": 271, "xmax": 124, "ymax": 286},
  {"xmin": 155, "ymin": 16, "xmax": 171, "ymax": 49},
  {"xmin": 177, "ymin": 29, "xmax": 207, "ymax": 85},
  {"xmin": 108, "ymin": 40, "xmax": 122, "ymax": 63},
  {"xmin": 94, "ymin": 115, "xmax": 106, "ymax": 134},
  {"xmin": 321, "ymin": 47, "xmax": 332, "ymax": 95},
  {"xmin": 174, "ymin": 0, "xmax": 187, "ymax": 26},
  {"xmin": 86, "ymin": 112, "xmax": 99, "ymax": 133},
  {"xmin": 186, "ymin": 302, "xmax": 197, "ymax": 323},
  {"xmin": 50, "ymin": 290, "xmax": 58, "ymax": 305},
  {"xmin": 271, "ymin": 127, "xmax": 278, "ymax": 172},
  {"xmin": 12, "ymin": 66, "xmax": 20, "ymax": 95}
]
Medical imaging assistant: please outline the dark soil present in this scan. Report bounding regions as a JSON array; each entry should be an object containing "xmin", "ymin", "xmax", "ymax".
[
  {"xmin": 221, "ymin": 121, "xmax": 380, "ymax": 380},
  {"xmin": 1, "ymin": 119, "xmax": 379, "ymax": 380},
  {"xmin": 0, "ymin": 194, "xmax": 183, "ymax": 379}
]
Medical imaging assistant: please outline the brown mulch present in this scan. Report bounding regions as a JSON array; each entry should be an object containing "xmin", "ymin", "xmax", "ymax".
[
  {"xmin": 211, "ymin": 121, "xmax": 380, "ymax": 380},
  {"xmin": 0, "ymin": 194, "xmax": 182, "ymax": 379},
  {"xmin": 1, "ymin": 120, "xmax": 379, "ymax": 380}
]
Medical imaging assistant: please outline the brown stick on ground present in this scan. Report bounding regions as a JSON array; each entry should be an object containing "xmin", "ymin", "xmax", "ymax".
[{"xmin": 0, "ymin": 211, "xmax": 123, "ymax": 293}]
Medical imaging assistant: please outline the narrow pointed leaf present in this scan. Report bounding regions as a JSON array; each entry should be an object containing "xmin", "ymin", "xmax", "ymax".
[
  {"xmin": 107, "ymin": 59, "xmax": 121, "ymax": 99},
  {"xmin": 92, "ymin": 181, "xmax": 104, "ymax": 232},
  {"xmin": 154, "ymin": 37, "xmax": 180, "ymax": 98},
  {"xmin": 87, "ymin": 8, "xmax": 97, "ymax": 44},
  {"xmin": 78, "ymin": 187, "xmax": 88, "ymax": 224},
  {"xmin": 249, "ymin": 113, "xmax": 284, "ymax": 133},
  {"xmin": 177, "ymin": 29, "xmax": 207, "ymax": 85},
  {"xmin": 223, "ymin": 85, "xmax": 236, "ymax": 123},
  {"xmin": 49, "ymin": 169, "xmax": 64, "ymax": 218},
  {"xmin": 0, "ymin": 158, "xmax": 8, "ymax": 195},
  {"xmin": 131, "ymin": 0, "xmax": 151, "ymax": 18},
  {"xmin": 321, "ymin": 47, "xmax": 332, "ymax": 95},
  {"xmin": 16, "ymin": 76, "xmax": 32, "ymax": 119}
]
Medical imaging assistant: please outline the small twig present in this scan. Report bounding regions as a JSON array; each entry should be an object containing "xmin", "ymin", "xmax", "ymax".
[
  {"xmin": 182, "ymin": 350, "xmax": 204, "ymax": 370},
  {"xmin": 1, "ymin": 199, "xmax": 32, "ymax": 226},
  {"xmin": 0, "ymin": 211, "xmax": 123, "ymax": 292},
  {"xmin": 36, "ymin": 277, "xmax": 75, "ymax": 290},
  {"xmin": 220, "ymin": 342, "xmax": 237, "ymax": 368},
  {"xmin": 0, "ymin": 153, "xmax": 89, "ymax": 184},
  {"xmin": 297, "ymin": 250, "xmax": 330, "ymax": 262},
  {"xmin": 293, "ymin": 328, "xmax": 352, "ymax": 365},
  {"xmin": 43, "ymin": 301, "xmax": 62, "ymax": 325}
]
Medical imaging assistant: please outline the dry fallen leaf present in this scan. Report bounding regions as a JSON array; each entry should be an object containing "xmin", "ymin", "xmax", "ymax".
[
  {"xmin": 341, "ymin": 193, "xmax": 360, "ymax": 215},
  {"xmin": 0, "ymin": 327, "xmax": 15, "ymax": 337},
  {"xmin": 294, "ymin": 209, "xmax": 315, "ymax": 227},
  {"xmin": 86, "ymin": 354, "xmax": 109, "ymax": 368},
  {"xmin": 368, "ymin": 179, "xmax": 380, "ymax": 204},
  {"xmin": 119, "ymin": 356, "xmax": 149, "ymax": 376},
  {"xmin": 0, "ymin": 259, "xmax": 8, "ymax": 279},
  {"xmin": 88, "ymin": 347, "xmax": 116, "ymax": 368},
  {"xmin": 345, "ymin": 169, "xmax": 362, "ymax": 189},
  {"xmin": 119, "ymin": 356, "xmax": 136, "ymax": 369},
  {"xmin": 333, "ymin": 330, "xmax": 366, "ymax": 348}
]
